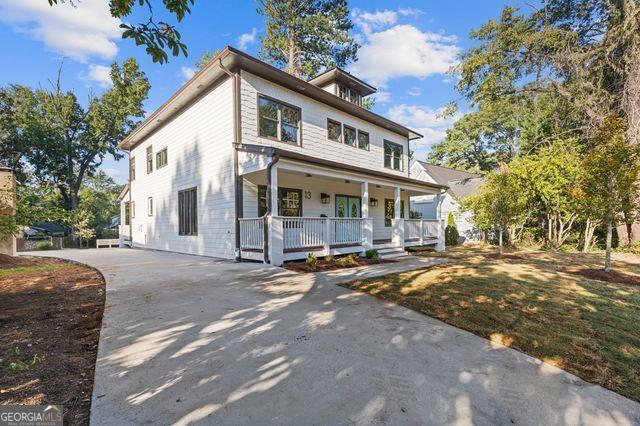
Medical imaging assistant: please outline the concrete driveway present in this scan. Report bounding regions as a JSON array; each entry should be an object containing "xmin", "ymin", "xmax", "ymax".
[{"xmin": 31, "ymin": 249, "xmax": 640, "ymax": 425}]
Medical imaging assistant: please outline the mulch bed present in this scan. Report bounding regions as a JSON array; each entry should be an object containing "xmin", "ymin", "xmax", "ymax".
[
  {"xmin": 284, "ymin": 257, "xmax": 393, "ymax": 273},
  {"xmin": 0, "ymin": 256, "xmax": 105, "ymax": 425},
  {"xmin": 562, "ymin": 267, "xmax": 640, "ymax": 286}
]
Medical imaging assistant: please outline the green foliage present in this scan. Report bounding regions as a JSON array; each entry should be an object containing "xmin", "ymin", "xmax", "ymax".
[
  {"xmin": 35, "ymin": 241, "xmax": 53, "ymax": 250},
  {"xmin": 364, "ymin": 249, "xmax": 379, "ymax": 260},
  {"xmin": 447, "ymin": 211, "xmax": 456, "ymax": 227},
  {"xmin": 325, "ymin": 255, "xmax": 335, "ymax": 262},
  {"xmin": 4, "ymin": 351, "xmax": 45, "ymax": 373},
  {"xmin": 0, "ymin": 215, "xmax": 18, "ymax": 243},
  {"xmin": 445, "ymin": 212, "xmax": 460, "ymax": 246},
  {"xmin": 195, "ymin": 49, "xmax": 221, "ymax": 71},
  {"xmin": 335, "ymin": 253, "xmax": 359, "ymax": 266},
  {"xmin": 306, "ymin": 253, "xmax": 318, "ymax": 265},
  {"xmin": 47, "ymin": 0, "xmax": 194, "ymax": 64},
  {"xmin": 2, "ymin": 59, "xmax": 148, "ymax": 211},
  {"xmin": 78, "ymin": 172, "xmax": 124, "ymax": 238},
  {"xmin": 258, "ymin": 0, "xmax": 359, "ymax": 78}
]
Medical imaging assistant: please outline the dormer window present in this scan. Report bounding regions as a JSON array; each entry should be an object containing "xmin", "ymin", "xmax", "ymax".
[
  {"xmin": 337, "ymin": 84, "xmax": 362, "ymax": 106},
  {"xmin": 308, "ymin": 68, "xmax": 376, "ymax": 108}
]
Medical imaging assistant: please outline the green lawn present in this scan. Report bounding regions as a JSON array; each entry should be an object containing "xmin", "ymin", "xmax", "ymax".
[{"xmin": 342, "ymin": 246, "xmax": 640, "ymax": 402}]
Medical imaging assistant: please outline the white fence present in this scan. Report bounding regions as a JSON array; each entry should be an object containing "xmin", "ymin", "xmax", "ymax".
[
  {"xmin": 282, "ymin": 217, "xmax": 326, "ymax": 250},
  {"xmin": 96, "ymin": 239, "xmax": 120, "ymax": 248},
  {"xmin": 330, "ymin": 218, "xmax": 364, "ymax": 246},
  {"xmin": 239, "ymin": 218, "xmax": 264, "ymax": 250},
  {"xmin": 404, "ymin": 219, "xmax": 422, "ymax": 240}
]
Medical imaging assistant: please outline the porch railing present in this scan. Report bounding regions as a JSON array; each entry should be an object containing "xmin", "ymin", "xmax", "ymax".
[
  {"xmin": 282, "ymin": 217, "xmax": 326, "ymax": 250},
  {"xmin": 239, "ymin": 217, "xmax": 264, "ymax": 250},
  {"xmin": 330, "ymin": 218, "xmax": 364, "ymax": 246},
  {"xmin": 404, "ymin": 219, "xmax": 422, "ymax": 240},
  {"xmin": 423, "ymin": 220, "xmax": 440, "ymax": 239}
]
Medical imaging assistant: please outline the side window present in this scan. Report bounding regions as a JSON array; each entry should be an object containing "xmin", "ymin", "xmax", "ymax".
[
  {"xmin": 147, "ymin": 197, "xmax": 153, "ymax": 216},
  {"xmin": 357, "ymin": 130, "xmax": 369, "ymax": 150},
  {"xmin": 156, "ymin": 148, "xmax": 168, "ymax": 169},
  {"xmin": 178, "ymin": 187, "xmax": 198, "ymax": 235},
  {"xmin": 146, "ymin": 146, "xmax": 153, "ymax": 174},
  {"xmin": 257, "ymin": 185, "xmax": 302, "ymax": 216},
  {"xmin": 124, "ymin": 202, "xmax": 130, "ymax": 225},
  {"xmin": 131, "ymin": 201, "xmax": 136, "ymax": 218}
]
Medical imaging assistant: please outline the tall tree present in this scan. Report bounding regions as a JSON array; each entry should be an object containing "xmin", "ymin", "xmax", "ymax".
[
  {"xmin": 5, "ymin": 59, "xmax": 149, "ymax": 211},
  {"xmin": 47, "ymin": 0, "xmax": 195, "ymax": 64},
  {"xmin": 257, "ymin": 0, "xmax": 359, "ymax": 78}
]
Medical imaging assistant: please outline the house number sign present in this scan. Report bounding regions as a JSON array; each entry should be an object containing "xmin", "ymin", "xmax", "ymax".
[{"xmin": 304, "ymin": 190, "xmax": 312, "ymax": 199}]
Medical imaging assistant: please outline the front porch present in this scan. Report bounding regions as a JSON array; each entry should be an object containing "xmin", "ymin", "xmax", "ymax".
[{"xmin": 237, "ymin": 154, "xmax": 445, "ymax": 265}]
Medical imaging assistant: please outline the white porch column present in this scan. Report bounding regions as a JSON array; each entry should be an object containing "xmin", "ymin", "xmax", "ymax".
[
  {"xmin": 394, "ymin": 186, "xmax": 401, "ymax": 218},
  {"xmin": 268, "ymin": 216, "xmax": 284, "ymax": 266},
  {"xmin": 270, "ymin": 164, "xmax": 279, "ymax": 216},
  {"xmin": 324, "ymin": 218, "xmax": 331, "ymax": 256},
  {"xmin": 435, "ymin": 192, "xmax": 445, "ymax": 252},
  {"xmin": 361, "ymin": 181, "xmax": 369, "ymax": 218}
]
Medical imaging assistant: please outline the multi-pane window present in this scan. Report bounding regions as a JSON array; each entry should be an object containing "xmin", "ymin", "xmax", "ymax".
[
  {"xmin": 147, "ymin": 197, "xmax": 153, "ymax": 216},
  {"xmin": 130, "ymin": 157, "xmax": 136, "ymax": 181},
  {"xmin": 257, "ymin": 185, "xmax": 302, "ymax": 216},
  {"xmin": 327, "ymin": 119, "xmax": 368, "ymax": 150},
  {"xmin": 384, "ymin": 199, "xmax": 405, "ymax": 226},
  {"xmin": 258, "ymin": 96, "xmax": 300, "ymax": 144},
  {"xmin": 384, "ymin": 140, "xmax": 403, "ymax": 170},
  {"xmin": 124, "ymin": 202, "xmax": 130, "ymax": 225},
  {"xmin": 327, "ymin": 119, "xmax": 341, "ymax": 142},
  {"xmin": 156, "ymin": 148, "xmax": 168, "ymax": 169},
  {"xmin": 358, "ymin": 130, "xmax": 370, "ymax": 150},
  {"xmin": 178, "ymin": 187, "xmax": 198, "ymax": 236},
  {"xmin": 337, "ymin": 84, "xmax": 362, "ymax": 106},
  {"xmin": 343, "ymin": 125, "xmax": 356, "ymax": 147},
  {"xmin": 146, "ymin": 146, "xmax": 153, "ymax": 174}
]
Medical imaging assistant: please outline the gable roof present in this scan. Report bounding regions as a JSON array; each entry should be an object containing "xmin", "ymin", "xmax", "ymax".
[
  {"xmin": 119, "ymin": 46, "xmax": 422, "ymax": 150},
  {"xmin": 447, "ymin": 177, "xmax": 484, "ymax": 199},
  {"xmin": 415, "ymin": 161, "xmax": 481, "ymax": 185}
]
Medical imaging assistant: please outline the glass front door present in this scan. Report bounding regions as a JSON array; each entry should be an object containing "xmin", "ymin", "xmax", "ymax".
[{"xmin": 335, "ymin": 196, "xmax": 361, "ymax": 218}]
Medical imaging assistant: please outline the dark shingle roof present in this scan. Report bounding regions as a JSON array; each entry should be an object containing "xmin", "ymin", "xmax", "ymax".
[
  {"xmin": 416, "ymin": 161, "xmax": 481, "ymax": 185},
  {"xmin": 447, "ymin": 177, "xmax": 484, "ymax": 199}
]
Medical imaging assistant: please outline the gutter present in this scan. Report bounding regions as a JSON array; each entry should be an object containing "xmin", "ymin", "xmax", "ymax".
[
  {"xmin": 218, "ymin": 58, "xmax": 243, "ymax": 261},
  {"xmin": 263, "ymin": 154, "xmax": 280, "ymax": 264}
]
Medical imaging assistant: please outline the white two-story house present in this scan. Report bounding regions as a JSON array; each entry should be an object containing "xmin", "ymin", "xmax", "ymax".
[{"xmin": 118, "ymin": 47, "xmax": 446, "ymax": 265}]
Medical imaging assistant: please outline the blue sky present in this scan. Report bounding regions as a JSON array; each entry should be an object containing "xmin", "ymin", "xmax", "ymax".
[{"xmin": 0, "ymin": 0, "xmax": 525, "ymax": 183}]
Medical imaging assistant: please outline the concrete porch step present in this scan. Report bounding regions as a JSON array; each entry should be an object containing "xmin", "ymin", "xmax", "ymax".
[
  {"xmin": 373, "ymin": 243, "xmax": 399, "ymax": 250},
  {"xmin": 379, "ymin": 249, "xmax": 408, "ymax": 260}
]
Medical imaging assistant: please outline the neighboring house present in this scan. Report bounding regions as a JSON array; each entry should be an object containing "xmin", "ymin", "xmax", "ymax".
[
  {"xmin": 118, "ymin": 46, "xmax": 446, "ymax": 265},
  {"xmin": 28, "ymin": 221, "xmax": 67, "ymax": 237},
  {"xmin": 410, "ymin": 161, "xmax": 483, "ymax": 243}
]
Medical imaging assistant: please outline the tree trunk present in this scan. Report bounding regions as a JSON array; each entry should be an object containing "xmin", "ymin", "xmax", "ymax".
[
  {"xmin": 582, "ymin": 219, "xmax": 598, "ymax": 253},
  {"xmin": 498, "ymin": 227, "xmax": 503, "ymax": 255},
  {"xmin": 287, "ymin": 26, "xmax": 299, "ymax": 77},
  {"xmin": 605, "ymin": 220, "xmax": 613, "ymax": 272}
]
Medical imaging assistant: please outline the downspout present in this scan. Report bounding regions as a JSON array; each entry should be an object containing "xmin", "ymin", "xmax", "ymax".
[
  {"xmin": 263, "ymin": 155, "xmax": 280, "ymax": 263},
  {"xmin": 219, "ymin": 58, "xmax": 243, "ymax": 261},
  {"xmin": 128, "ymin": 151, "xmax": 132, "ymax": 246}
]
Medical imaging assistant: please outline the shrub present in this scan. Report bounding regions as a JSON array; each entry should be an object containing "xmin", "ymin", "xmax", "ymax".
[
  {"xmin": 305, "ymin": 253, "xmax": 318, "ymax": 265},
  {"xmin": 365, "ymin": 249, "xmax": 379, "ymax": 260},
  {"xmin": 336, "ymin": 254, "xmax": 359, "ymax": 266},
  {"xmin": 36, "ymin": 241, "xmax": 54, "ymax": 250},
  {"xmin": 325, "ymin": 255, "xmax": 335, "ymax": 262},
  {"xmin": 445, "ymin": 213, "xmax": 459, "ymax": 246}
]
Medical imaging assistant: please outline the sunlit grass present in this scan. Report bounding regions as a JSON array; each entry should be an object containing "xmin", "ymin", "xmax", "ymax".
[
  {"xmin": 0, "ymin": 263, "xmax": 68, "ymax": 279},
  {"xmin": 343, "ymin": 246, "xmax": 640, "ymax": 402}
]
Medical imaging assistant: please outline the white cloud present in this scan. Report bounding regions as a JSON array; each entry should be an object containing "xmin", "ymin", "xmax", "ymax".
[
  {"xmin": 388, "ymin": 104, "xmax": 462, "ymax": 154},
  {"xmin": 238, "ymin": 28, "xmax": 258, "ymax": 50},
  {"xmin": 180, "ymin": 66, "xmax": 196, "ymax": 83},
  {"xmin": 349, "ymin": 24, "xmax": 460, "ymax": 87},
  {"xmin": 84, "ymin": 64, "xmax": 112, "ymax": 88},
  {"xmin": 398, "ymin": 7, "xmax": 425, "ymax": 18},
  {"xmin": 408, "ymin": 86, "xmax": 422, "ymax": 97},
  {"xmin": 0, "ymin": 0, "xmax": 122, "ymax": 61},
  {"xmin": 352, "ymin": 9, "xmax": 398, "ymax": 34}
]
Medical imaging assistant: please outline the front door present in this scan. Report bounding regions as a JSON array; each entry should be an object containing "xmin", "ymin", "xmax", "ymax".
[{"xmin": 335, "ymin": 195, "xmax": 361, "ymax": 218}]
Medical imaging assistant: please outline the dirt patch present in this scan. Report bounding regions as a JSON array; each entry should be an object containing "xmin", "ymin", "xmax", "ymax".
[
  {"xmin": 0, "ymin": 256, "xmax": 105, "ymax": 425},
  {"xmin": 284, "ymin": 257, "xmax": 393, "ymax": 273},
  {"xmin": 563, "ymin": 267, "xmax": 640, "ymax": 286},
  {"xmin": 0, "ymin": 254, "xmax": 39, "ymax": 270},
  {"xmin": 483, "ymin": 253, "xmax": 527, "ymax": 261}
]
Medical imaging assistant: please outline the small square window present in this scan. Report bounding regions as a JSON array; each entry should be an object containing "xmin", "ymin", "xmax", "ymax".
[
  {"xmin": 327, "ymin": 119, "xmax": 341, "ymax": 142},
  {"xmin": 358, "ymin": 131, "xmax": 369, "ymax": 150},
  {"xmin": 146, "ymin": 146, "xmax": 153, "ymax": 174},
  {"xmin": 344, "ymin": 125, "xmax": 356, "ymax": 147},
  {"xmin": 156, "ymin": 148, "xmax": 168, "ymax": 169}
]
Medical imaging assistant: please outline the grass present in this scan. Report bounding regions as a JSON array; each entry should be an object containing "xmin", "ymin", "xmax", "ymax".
[{"xmin": 342, "ymin": 245, "xmax": 640, "ymax": 402}]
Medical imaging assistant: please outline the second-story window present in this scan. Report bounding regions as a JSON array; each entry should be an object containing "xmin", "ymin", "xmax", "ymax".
[
  {"xmin": 384, "ymin": 140, "xmax": 403, "ymax": 171},
  {"xmin": 258, "ymin": 96, "xmax": 300, "ymax": 144},
  {"xmin": 358, "ymin": 130, "xmax": 370, "ymax": 150},
  {"xmin": 327, "ymin": 119, "xmax": 341, "ymax": 142},
  {"xmin": 146, "ymin": 146, "xmax": 153, "ymax": 174},
  {"xmin": 156, "ymin": 147, "xmax": 168, "ymax": 169},
  {"xmin": 344, "ymin": 125, "xmax": 356, "ymax": 147}
]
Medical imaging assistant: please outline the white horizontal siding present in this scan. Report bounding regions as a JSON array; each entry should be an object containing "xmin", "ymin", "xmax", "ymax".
[
  {"xmin": 125, "ymin": 77, "xmax": 236, "ymax": 259},
  {"xmin": 240, "ymin": 71, "xmax": 410, "ymax": 177}
]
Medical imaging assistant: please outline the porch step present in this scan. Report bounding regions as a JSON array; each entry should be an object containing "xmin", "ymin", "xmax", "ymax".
[
  {"xmin": 373, "ymin": 242, "xmax": 398, "ymax": 250},
  {"xmin": 378, "ymin": 249, "xmax": 408, "ymax": 260}
]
